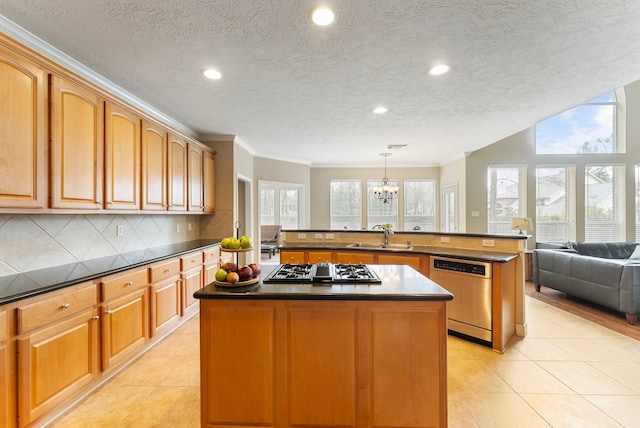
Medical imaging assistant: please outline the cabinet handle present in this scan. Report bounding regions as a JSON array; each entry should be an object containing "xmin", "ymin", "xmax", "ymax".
[
  {"xmin": 164, "ymin": 269, "xmax": 171, "ymax": 273},
  {"xmin": 191, "ymin": 260, "xmax": 196, "ymax": 263},
  {"xmin": 96, "ymin": 201, "xmax": 102, "ymax": 205},
  {"xmin": 92, "ymin": 315, "xmax": 100, "ymax": 320},
  {"xmin": 60, "ymin": 303, "xmax": 70, "ymax": 310},
  {"xmin": 125, "ymin": 281, "xmax": 133, "ymax": 286},
  {"xmin": 105, "ymin": 310, "xmax": 113, "ymax": 315}
]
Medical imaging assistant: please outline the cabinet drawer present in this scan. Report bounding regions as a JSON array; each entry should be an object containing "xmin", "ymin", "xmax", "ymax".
[
  {"xmin": 149, "ymin": 258, "xmax": 181, "ymax": 283},
  {"xmin": 17, "ymin": 283, "xmax": 98, "ymax": 334},
  {"xmin": 181, "ymin": 252, "xmax": 203, "ymax": 271},
  {"xmin": 203, "ymin": 246, "xmax": 221, "ymax": 265},
  {"xmin": 0, "ymin": 311, "xmax": 6, "ymax": 342},
  {"xmin": 102, "ymin": 268, "xmax": 148, "ymax": 301}
]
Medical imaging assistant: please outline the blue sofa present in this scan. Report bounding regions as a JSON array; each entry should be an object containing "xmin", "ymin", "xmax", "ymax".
[{"xmin": 533, "ymin": 242, "xmax": 640, "ymax": 324}]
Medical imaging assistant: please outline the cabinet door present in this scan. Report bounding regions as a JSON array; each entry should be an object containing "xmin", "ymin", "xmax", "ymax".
[
  {"xmin": 182, "ymin": 267, "xmax": 203, "ymax": 316},
  {"xmin": 187, "ymin": 143, "xmax": 204, "ymax": 212},
  {"xmin": 280, "ymin": 250, "xmax": 306, "ymax": 264},
  {"xmin": 50, "ymin": 76, "xmax": 104, "ymax": 209},
  {"xmin": 141, "ymin": 119, "xmax": 168, "ymax": 211},
  {"xmin": 376, "ymin": 253, "xmax": 421, "ymax": 271},
  {"xmin": 0, "ymin": 46, "xmax": 47, "ymax": 209},
  {"xmin": 104, "ymin": 101, "xmax": 140, "ymax": 210},
  {"xmin": 334, "ymin": 251, "xmax": 375, "ymax": 264},
  {"xmin": 101, "ymin": 288, "xmax": 149, "ymax": 371},
  {"xmin": 18, "ymin": 309, "xmax": 100, "ymax": 427},
  {"xmin": 307, "ymin": 251, "xmax": 333, "ymax": 264},
  {"xmin": 149, "ymin": 276, "xmax": 181, "ymax": 338},
  {"xmin": 202, "ymin": 148, "xmax": 216, "ymax": 213},
  {"xmin": 167, "ymin": 133, "xmax": 187, "ymax": 211}
]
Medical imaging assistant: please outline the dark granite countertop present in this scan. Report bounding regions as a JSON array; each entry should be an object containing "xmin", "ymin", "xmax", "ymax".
[
  {"xmin": 0, "ymin": 239, "xmax": 222, "ymax": 305},
  {"xmin": 195, "ymin": 264, "xmax": 454, "ymax": 302},
  {"xmin": 280, "ymin": 243, "xmax": 518, "ymax": 263}
]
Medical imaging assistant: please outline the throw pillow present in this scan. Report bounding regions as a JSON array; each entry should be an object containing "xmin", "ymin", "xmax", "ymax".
[{"xmin": 630, "ymin": 245, "xmax": 640, "ymax": 259}]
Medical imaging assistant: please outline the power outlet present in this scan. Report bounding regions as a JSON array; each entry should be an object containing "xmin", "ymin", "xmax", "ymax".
[
  {"xmin": 440, "ymin": 236, "xmax": 450, "ymax": 243},
  {"xmin": 176, "ymin": 224, "xmax": 181, "ymax": 233},
  {"xmin": 482, "ymin": 239, "xmax": 495, "ymax": 247},
  {"xmin": 298, "ymin": 233, "xmax": 307, "ymax": 239},
  {"xmin": 188, "ymin": 222, "xmax": 192, "ymax": 232},
  {"xmin": 116, "ymin": 225, "xmax": 124, "ymax": 237},
  {"xmin": 325, "ymin": 233, "xmax": 334, "ymax": 239},
  {"xmin": 314, "ymin": 233, "xmax": 323, "ymax": 239}
]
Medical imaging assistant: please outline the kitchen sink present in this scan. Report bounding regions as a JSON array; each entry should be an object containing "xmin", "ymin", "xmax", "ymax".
[{"xmin": 346, "ymin": 242, "xmax": 414, "ymax": 251}]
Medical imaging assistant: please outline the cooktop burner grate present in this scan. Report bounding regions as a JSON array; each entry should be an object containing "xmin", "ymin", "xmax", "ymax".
[{"xmin": 263, "ymin": 263, "xmax": 381, "ymax": 284}]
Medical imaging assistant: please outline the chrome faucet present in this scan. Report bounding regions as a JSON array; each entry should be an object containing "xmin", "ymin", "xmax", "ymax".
[{"xmin": 372, "ymin": 224, "xmax": 394, "ymax": 247}]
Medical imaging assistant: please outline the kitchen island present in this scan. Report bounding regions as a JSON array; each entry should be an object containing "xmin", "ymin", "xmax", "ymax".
[{"xmin": 194, "ymin": 264, "xmax": 453, "ymax": 428}]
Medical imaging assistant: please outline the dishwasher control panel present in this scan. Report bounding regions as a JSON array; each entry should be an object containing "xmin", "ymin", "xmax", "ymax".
[{"xmin": 432, "ymin": 258, "xmax": 489, "ymax": 277}]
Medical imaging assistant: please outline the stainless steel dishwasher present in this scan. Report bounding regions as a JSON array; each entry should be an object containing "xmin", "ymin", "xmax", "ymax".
[{"xmin": 430, "ymin": 256, "xmax": 492, "ymax": 342}]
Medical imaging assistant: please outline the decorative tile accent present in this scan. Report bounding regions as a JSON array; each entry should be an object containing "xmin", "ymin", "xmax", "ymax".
[{"xmin": 0, "ymin": 214, "xmax": 204, "ymax": 277}]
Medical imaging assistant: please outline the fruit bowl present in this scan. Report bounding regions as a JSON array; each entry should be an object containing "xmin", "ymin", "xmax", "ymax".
[
  {"xmin": 213, "ymin": 276, "xmax": 259, "ymax": 287},
  {"xmin": 220, "ymin": 247, "xmax": 253, "ymax": 252}
]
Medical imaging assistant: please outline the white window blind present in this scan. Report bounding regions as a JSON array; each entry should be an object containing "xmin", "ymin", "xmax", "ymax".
[{"xmin": 330, "ymin": 180, "xmax": 362, "ymax": 229}]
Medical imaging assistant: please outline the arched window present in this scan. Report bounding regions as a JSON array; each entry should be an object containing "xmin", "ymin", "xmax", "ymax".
[{"xmin": 535, "ymin": 90, "xmax": 625, "ymax": 154}]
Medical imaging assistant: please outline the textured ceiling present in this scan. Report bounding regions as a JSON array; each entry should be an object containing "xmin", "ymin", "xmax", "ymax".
[{"xmin": 2, "ymin": 1, "xmax": 640, "ymax": 167}]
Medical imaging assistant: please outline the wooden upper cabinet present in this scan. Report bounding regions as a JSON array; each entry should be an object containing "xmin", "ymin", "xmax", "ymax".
[
  {"xmin": 203, "ymin": 148, "xmax": 216, "ymax": 213},
  {"xmin": 187, "ymin": 143, "xmax": 203, "ymax": 212},
  {"xmin": 141, "ymin": 119, "xmax": 168, "ymax": 211},
  {"xmin": 0, "ymin": 46, "xmax": 47, "ymax": 209},
  {"xmin": 104, "ymin": 101, "xmax": 141, "ymax": 210},
  {"xmin": 50, "ymin": 75, "xmax": 105, "ymax": 210},
  {"xmin": 167, "ymin": 133, "xmax": 187, "ymax": 211}
]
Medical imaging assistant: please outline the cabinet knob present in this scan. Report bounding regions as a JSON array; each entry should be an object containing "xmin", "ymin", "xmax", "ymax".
[
  {"xmin": 60, "ymin": 303, "xmax": 70, "ymax": 310},
  {"xmin": 107, "ymin": 201, "xmax": 113, "ymax": 205},
  {"xmin": 125, "ymin": 281, "xmax": 133, "ymax": 286},
  {"xmin": 92, "ymin": 315, "xmax": 100, "ymax": 320},
  {"xmin": 164, "ymin": 269, "xmax": 171, "ymax": 273},
  {"xmin": 105, "ymin": 310, "xmax": 113, "ymax": 315}
]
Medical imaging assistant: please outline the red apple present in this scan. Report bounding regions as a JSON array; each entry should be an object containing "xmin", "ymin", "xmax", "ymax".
[
  {"xmin": 237, "ymin": 265, "xmax": 253, "ymax": 282},
  {"xmin": 248, "ymin": 263, "xmax": 261, "ymax": 278}
]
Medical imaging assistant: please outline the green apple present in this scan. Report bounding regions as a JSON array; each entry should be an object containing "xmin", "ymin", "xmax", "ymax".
[
  {"xmin": 214, "ymin": 268, "xmax": 228, "ymax": 282},
  {"xmin": 220, "ymin": 237, "xmax": 231, "ymax": 249},
  {"xmin": 228, "ymin": 238, "xmax": 241, "ymax": 249},
  {"xmin": 239, "ymin": 236, "xmax": 251, "ymax": 249}
]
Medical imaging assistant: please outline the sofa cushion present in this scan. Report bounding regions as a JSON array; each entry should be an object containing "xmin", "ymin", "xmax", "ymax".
[{"xmin": 571, "ymin": 242, "xmax": 637, "ymax": 259}]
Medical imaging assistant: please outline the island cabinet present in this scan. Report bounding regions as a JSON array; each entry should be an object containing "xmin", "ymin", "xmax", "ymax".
[
  {"xmin": 148, "ymin": 258, "xmax": 182, "ymax": 338},
  {"xmin": 104, "ymin": 101, "xmax": 141, "ymax": 210},
  {"xmin": 50, "ymin": 75, "xmax": 105, "ymax": 210},
  {"xmin": 141, "ymin": 119, "xmax": 169, "ymax": 211},
  {"xmin": 100, "ymin": 268, "xmax": 149, "ymax": 371},
  {"xmin": 15, "ymin": 281, "xmax": 100, "ymax": 428},
  {"xmin": 200, "ymin": 298, "xmax": 448, "ymax": 428},
  {"xmin": 279, "ymin": 249, "xmax": 307, "ymax": 264},
  {"xmin": 307, "ymin": 250, "xmax": 332, "ymax": 264},
  {"xmin": 0, "ymin": 45, "xmax": 47, "ymax": 209},
  {"xmin": 0, "ymin": 309, "xmax": 8, "ymax": 428},
  {"xmin": 334, "ymin": 251, "xmax": 376, "ymax": 264}
]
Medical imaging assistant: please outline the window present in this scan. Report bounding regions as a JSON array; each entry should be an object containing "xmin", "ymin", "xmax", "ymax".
[
  {"xmin": 367, "ymin": 180, "xmax": 398, "ymax": 229},
  {"xmin": 536, "ymin": 91, "xmax": 621, "ymax": 154},
  {"xmin": 404, "ymin": 180, "xmax": 435, "ymax": 231},
  {"xmin": 636, "ymin": 166, "xmax": 640, "ymax": 242},
  {"xmin": 536, "ymin": 167, "xmax": 574, "ymax": 244},
  {"xmin": 585, "ymin": 164, "xmax": 625, "ymax": 242},
  {"xmin": 330, "ymin": 180, "xmax": 362, "ymax": 229},
  {"xmin": 260, "ymin": 182, "xmax": 303, "ymax": 229},
  {"xmin": 487, "ymin": 166, "xmax": 526, "ymax": 234}
]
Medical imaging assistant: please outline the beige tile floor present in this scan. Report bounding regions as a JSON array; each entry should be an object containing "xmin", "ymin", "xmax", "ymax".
[{"xmin": 52, "ymin": 296, "xmax": 640, "ymax": 428}]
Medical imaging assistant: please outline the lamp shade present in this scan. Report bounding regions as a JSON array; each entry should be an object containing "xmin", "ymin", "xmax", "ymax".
[{"xmin": 510, "ymin": 217, "xmax": 533, "ymax": 234}]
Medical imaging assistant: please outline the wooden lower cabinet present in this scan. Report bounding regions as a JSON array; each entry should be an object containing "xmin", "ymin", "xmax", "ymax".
[
  {"xmin": 181, "ymin": 267, "xmax": 203, "ymax": 317},
  {"xmin": 334, "ymin": 251, "xmax": 375, "ymax": 264},
  {"xmin": 279, "ymin": 250, "xmax": 306, "ymax": 264},
  {"xmin": 307, "ymin": 250, "xmax": 332, "ymax": 264},
  {"xmin": 149, "ymin": 275, "xmax": 181, "ymax": 338},
  {"xmin": 101, "ymin": 288, "xmax": 149, "ymax": 371},
  {"xmin": 200, "ymin": 299, "xmax": 448, "ymax": 428},
  {"xmin": 377, "ymin": 253, "xmax": 421, "ymax": 271},
  {"xmin": 18, "ymin": 308, "xmax": 100, "ymax": 427},
  {"xmin": 0, "ymin": 310, "xmax": 8, "ymax": 428}
]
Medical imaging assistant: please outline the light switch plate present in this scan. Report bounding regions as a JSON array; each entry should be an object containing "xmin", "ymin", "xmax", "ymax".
[
  {"xmin": 440, "ymin": 237, "xmax": 450, "ymax": 243},
  {"xmin": 298, "ymin": 233, "xmax": 307, "ymax": 239},
  {"xmin": 482, "ymin": 239, "xmax": 495, "ymax": 247}
]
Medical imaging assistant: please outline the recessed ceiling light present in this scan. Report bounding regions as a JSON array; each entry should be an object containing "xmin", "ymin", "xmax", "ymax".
[
  {"xmin": 311, "ymin": 7, "xmax": 335, "ymax": 26},
  {"xmin": 203, "ymin": 68, "xmax": 222, "ymax": 80},
  {"xmin": 373, "ymin": 106, "xmax": 388, "ymax": 114},
  {"xmin": 428, "ymin": 64, "xmax": 451, "ymax": 76}
]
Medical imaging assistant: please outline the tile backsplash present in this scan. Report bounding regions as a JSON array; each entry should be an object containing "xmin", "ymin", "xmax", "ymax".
[{"xmin": 0, "ymin": 214, "xmax": 201, "ymax": 277}]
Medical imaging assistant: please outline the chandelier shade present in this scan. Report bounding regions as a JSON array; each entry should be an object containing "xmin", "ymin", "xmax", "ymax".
[{"xmin": 372, "ymin": 153, "xmax": 399, "ymax": 204}]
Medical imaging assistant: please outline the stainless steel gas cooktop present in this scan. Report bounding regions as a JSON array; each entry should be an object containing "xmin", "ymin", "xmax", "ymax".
[{"xmin": 263, "ymin": 263, "xmax": 381, "ymax": 285}]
